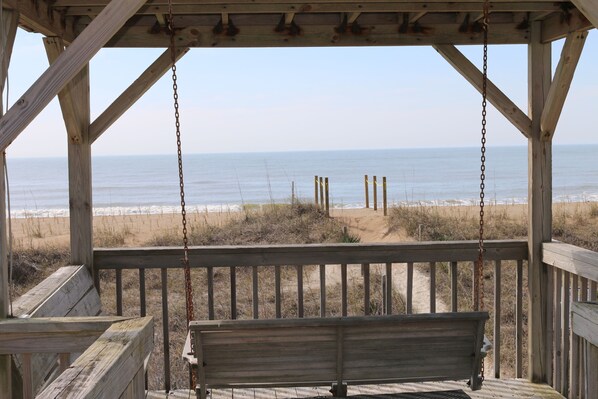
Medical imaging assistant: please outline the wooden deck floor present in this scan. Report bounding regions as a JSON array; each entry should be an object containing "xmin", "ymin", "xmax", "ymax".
[{"xmin": 148, "ymin": 379, "xmax": 564, "ymax": 399}]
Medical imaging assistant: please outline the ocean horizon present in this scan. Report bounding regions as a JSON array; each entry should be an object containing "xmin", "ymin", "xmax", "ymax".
[{"xmin": 7, "ymin": 144, "xmax": 598, "ymax": 218}]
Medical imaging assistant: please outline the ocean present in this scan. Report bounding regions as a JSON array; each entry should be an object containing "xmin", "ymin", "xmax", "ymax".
[{"xmin": 6, "ymin": 145, "xmax": 598, "ymax": 218}]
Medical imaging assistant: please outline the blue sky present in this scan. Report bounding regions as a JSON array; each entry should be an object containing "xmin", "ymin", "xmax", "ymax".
[{"xmin": 4, "ymin": 29, "xmax": 597, "ymax": 158}]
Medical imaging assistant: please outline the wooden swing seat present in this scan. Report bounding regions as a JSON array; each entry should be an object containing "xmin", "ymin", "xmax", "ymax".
[{"xmin": 184, "ymin": 312, "xmax": 489, "ymax": 399}]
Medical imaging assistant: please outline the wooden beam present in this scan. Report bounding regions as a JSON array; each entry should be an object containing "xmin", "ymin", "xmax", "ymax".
[
  {"xmin": 3, "ymin": 0, "xmax": 75, "ymax": 43},
  {"xmin": 44, "ymin": 37, "xmax": 94, "ymax": 273},
  {"xmin": 37, "ymin": 317, "xmax": 154, "ymax": 399},
  {"xmin": 528, "ymin": 20, "xmax": 552, "ymax": 384},
  {"xmin": 0, "ymin": 9, "xmax": 19, "ymax": 399},
  {"xmin": 434, "ymin": 44, "xmax": 532, "ymax": 138},
  {"xmin": 543, "ymin": 242, "xmax": 598, "ymax": 282},
  {"xmin": 571, "ymin": 0, "xmax": 598, "ymax": 29},
  {"xmin": 0, "ymin": 0, "xmax": 147, "ymax": 153},
  {"xmin": 542, "ymin": 7, "xmax": 593, "ymax": 42},
  {"xmin": 89, "ymin": 47, "xmax": 189, "ymax": 143},
  {"xmin": 540, "ymin": 31, "xmax": 587, "ymax": 139}
]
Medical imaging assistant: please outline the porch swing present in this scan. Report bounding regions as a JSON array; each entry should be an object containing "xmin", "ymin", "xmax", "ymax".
[{"xmin": 169, "ymin": 0, "xmax": 492, "ymax": 397}]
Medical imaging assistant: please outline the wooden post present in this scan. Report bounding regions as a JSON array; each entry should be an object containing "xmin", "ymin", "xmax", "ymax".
[
  {"xmin": 325, "ymin": 177, "xmax": 330, "ymax": 217},
  {"xmin": 319, "ymin": 177, "xmax": 324, "ymax": 209},
  {"xmin": 44, "ymin": 38, "xmax": 94, "ymax": 274},
  {"xmin": 373, "ymin": 176, "xmax": 378, "ymax": 211},
  {"xmin": 291, "ymin": 181, "xmax": 295, "ymax": 205},
  {"xmin": 383, "ymin": 177, "xmax": 388, "ymax": 216},
  {"xmin": 0, "ymin": 10, "xmax": 19, "ymax": 397},
  {"xmin": 364, "ymin": 175, "xmax": 369, "ymax": 208},
  {"xmin": 528, "ymin": 21, "xmax": 552, "ymax": 384},
  {"xmin": 314, "ymin": 175, "xmax": 319, "ymax": 207}
]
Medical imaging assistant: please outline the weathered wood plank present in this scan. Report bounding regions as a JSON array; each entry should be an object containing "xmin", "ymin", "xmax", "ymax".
[
  {"xmin": 543, "ymin": 242, "xmax": 598, "ymax": 282},
  {"xmin": 571, "ymin": 0, "xmax": 598, "ymax": 29},
  {"xmin": 0, "ymin": 0, "xmax": 147, "ymax": 152},
  {"xmin": 94, "ymin": 240, "xmax": 528, "ymax": 269},
  {"xmin": 528, "ymin": 20, "xmax": 552, "ymax": 383},
  {"xmin": 541, "ymin": 31, "xmax": 587, "ymax": 139},
  {"xmin": 434, "ymin": 43, "xmax": 532, "ymax": 138},
  {"xmin": 37, "ymin": 317, "xmax": 153, "ymax": 399},
  {"xmin": 89, "ymin": 47, "xmax": 189, "ymax": 143},
  {"xmin": 571, "ymin": 302, "xmax": 598, "ymax": 347}
]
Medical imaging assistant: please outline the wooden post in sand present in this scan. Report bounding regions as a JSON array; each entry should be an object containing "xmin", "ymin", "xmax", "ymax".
[
  {"xmin": 373, "ymin": 176, "xmax": 378, "ymax": 211},
  {"xmin": 364, "ymin": 175, "xmax": 369, "ymax": 208},
  {"xmin": 325, "ymin": 177, "xmax": 330, "ymax": 217},
  {"xmin": 314, "ymin": 175, "xmax": 319, "ymax": 207},
  {"xmin": 383, "ymin": 177, "xmax": 388, "ymax": 216},
  {"xmin": 319, "ymin": 177, "xmax": 324, "ymax": 209}
]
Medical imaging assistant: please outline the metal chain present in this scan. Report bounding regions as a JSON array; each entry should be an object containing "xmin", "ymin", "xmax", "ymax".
[
  {"xmin": 168, "ymin": 0, "xmax": 194, "ymax": 326},
  {"xmin": 475, "ymin": 0, "xmax": 490, "ymax": 384}
]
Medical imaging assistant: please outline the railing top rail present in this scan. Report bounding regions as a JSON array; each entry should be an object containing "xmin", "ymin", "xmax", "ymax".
[
  {"xmin": 94, "ymin": 240, "xmax": 528, "ymax": 269},
  {"xmin": 543, "ymin": 242, "xmax": 598, "ymax": 282}
]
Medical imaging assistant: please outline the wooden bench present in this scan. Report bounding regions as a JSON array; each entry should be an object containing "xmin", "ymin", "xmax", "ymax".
[
  {"xmin": 187, "ymin": 312, "xmax": 489, "ymax": 399},
  {"xmin": 10, "ymin": 265, "xmax": 101, "ymax": 396}
]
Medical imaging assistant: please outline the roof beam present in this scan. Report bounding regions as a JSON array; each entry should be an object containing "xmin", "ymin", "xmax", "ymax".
[
  {"xmin": 90, "ymin": 47, "xmax": 189, "ymax": 143},
  {"xmin": 542, "ymin": 7, "xmax": 593, "ymax": 42},
  {"xmin": 571, "ymin": 0, "xmax": 598, "ymax": 29},
  {"xmin": 433, "ymin": 44, "xmax": 532, "ymax": 138},
  {"xmin": 59, "ymin": 2, "xmax": 565, "ymax": 16},
  {"xmin": 0, "ymin": 0, "xmax": 147, "ymax": 152},
  {"xmin": 540, "ymin": 31, "xmax": 587, "ymax": 140},
  {"xmin": 3, "ymin": 0, "xmax": 75, "ymax": 43}
]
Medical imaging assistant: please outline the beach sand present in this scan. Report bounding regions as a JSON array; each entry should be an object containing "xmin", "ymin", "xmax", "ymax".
[{"xmin": 10, "ymin": 201, "xmax": 594, "ymax": 249}]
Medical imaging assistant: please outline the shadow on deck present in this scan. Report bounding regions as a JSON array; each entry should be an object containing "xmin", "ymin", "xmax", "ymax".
[{"xmin": 148, "ymin": 380, "xmax": 564, "ymax": 399}]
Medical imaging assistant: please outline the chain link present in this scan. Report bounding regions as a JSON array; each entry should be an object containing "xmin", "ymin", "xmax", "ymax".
[
  {"xmin": 168, "ymin": 0, "xmax": 194, "ymax": 327},
  {"xmin": 475, "ymin": 0, "xmax": 490, "ymax": 384}
]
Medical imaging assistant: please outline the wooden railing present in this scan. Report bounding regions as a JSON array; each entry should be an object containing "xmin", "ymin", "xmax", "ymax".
[
  {"xmin": 94, "ymin": 240, "xmax": 528, "ymax": 391},
  {"xmin": 543, "ymin": 242, "xmax": 598, "ymax": 399},
  {"xmin": 0, "ymin": 316, "xmax": 152, "ymax": 399}
]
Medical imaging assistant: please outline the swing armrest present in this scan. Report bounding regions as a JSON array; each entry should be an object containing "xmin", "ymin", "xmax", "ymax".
[
  {"xmin": 481, "ymin": 335, "xmax": 493, "ymax": 357},
  {"xmin": 182, "ymin": 331, "xmax": 197, "ymax": 367}
]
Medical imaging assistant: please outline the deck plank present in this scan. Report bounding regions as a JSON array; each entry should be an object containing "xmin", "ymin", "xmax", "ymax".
[{"xmin": 148, "ymin": 379, "xmax": 564, "ymax": 399}]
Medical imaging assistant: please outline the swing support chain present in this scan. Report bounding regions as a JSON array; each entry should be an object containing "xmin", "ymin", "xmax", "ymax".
[
  {"xmin": 167, "ymin": 0, "xmax": 195, "ymax": 326},
  {"xmin": 475, "ymin": 0, "xmax": 490, "ymax": 384}
]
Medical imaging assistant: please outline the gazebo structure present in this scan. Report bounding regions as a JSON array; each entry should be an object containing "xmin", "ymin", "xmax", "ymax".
[{"xmin": 0, "ymin": 1, "xmax": 597, "ymax": 398}]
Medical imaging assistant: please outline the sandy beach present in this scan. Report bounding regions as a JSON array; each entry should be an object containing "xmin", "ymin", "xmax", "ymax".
[{"xmin": 10, "ymin": 201, "xmax": 594, "ymax": 249}]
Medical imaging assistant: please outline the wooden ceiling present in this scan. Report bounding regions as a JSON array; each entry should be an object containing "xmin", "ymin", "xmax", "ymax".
[{"xmin": 4, "ymin": 1, "xmax": 594, "ymax": 48}]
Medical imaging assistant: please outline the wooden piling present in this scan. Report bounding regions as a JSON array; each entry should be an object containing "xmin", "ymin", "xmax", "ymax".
[
  {"xmin": 373, "ymin": 176, "xmax": 378, "ymax": 211},
  {"xmin": 319, "ymin": 177, "xmax": 324, "ymax": 209},
  {"xmin": 325, "ymin": 177, "xmax": 330, "ymax": 217},
  {"xmin": 314, "ymin": 175, "xmax": 319, "ymax": 207},
  {"xmin": 364, "ymin": 175, "xmax": 369, "ymax": 208},
  {"xmin": 383, "ymin": 177, "xmax": 388, "ymax": 216}
]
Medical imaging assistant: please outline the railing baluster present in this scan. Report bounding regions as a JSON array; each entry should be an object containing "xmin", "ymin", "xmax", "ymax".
[
  {"xmin": 562, "ymin": 271, "xmax": 571, "ymax": 396},
  {"xmin": 494, "ymin": 260, "xmax": 501, "ymax": 378},
  {"xmin": 115, "ymin": 269, "xmax": 123, "ymax": 316},
  {"xmin": 554, "ymin": 268, "xmax": 562, "ymax": 393},
  {"xmin": 591, "ymin": 281, "xmax": 597, "ymax": 301},
  {"xmin": 516, "ymin": 259, "xmax": 523, "ymax": 379},
  {"xmin": 407, "ymin": 262, "xmax": 413, "ymax": 314},
  {"xmin": 252, "ymin": 266, "xmax": 259, "ymax": 319},
  {"xmin": 230, "ymin": 266, "xmax": 237, "ymax": 319},
  {"xmin": 341, "ymin": 264, "xmax": 348, "ymax": 316},
  {"xmin": 571, "ymin": 274, "xmax": 579, "ymax": 399},
  {"xmin": 22, "ymin": 353, "xmax": 33, "ymax": 399},
  {"xmin": 207, "ymin": 267, "xmax": 214, "ymax": 320},
  {"xmin": 59, "ymin": 353, "xmax": 70, "ymax": 373},
  {"xmin": 297, "ymin": 265, "xmax": 304, "ymax": 318},
  {"xmin": 546, "ymin": 264, "xmax": 554, "ymax": 386},
  {"xmin": 363, "ymin": 263, "xmax": 370, "ymax": 315},
  {"xmin": 429, "ymin": 262, "xmax": 436, "ymax": 313},
  {"xmin": 320, "ymin": 264, "xmax": 326, "ymax": 317},
  {"xmin": 275, "ymin": 266, "xmax": 282, "ymax": 319},
  {"xmin": 386, "ymin": 263, "xmax": 392, "ymax": 315},
  {"xmin": 160, "ymin": 268, "xmax": 171, "ymax": 392},
  {"xmin": 139, "ymin": 268, "xmax": 146, "ymax": 317},
  {"xmin": 451, "ymin": 261, "xmax": 458, "ymax": 312}
]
